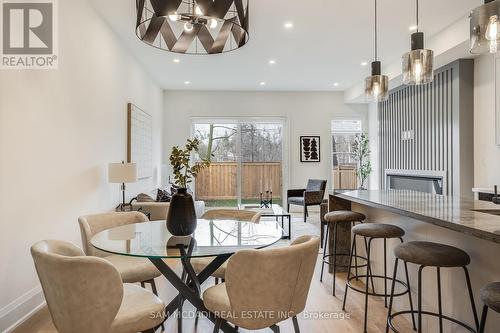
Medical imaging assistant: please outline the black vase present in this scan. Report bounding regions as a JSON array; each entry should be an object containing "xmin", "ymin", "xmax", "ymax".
[{"xmin": 166, "ymin": 188, "xmax": 197, "ymax": 236}]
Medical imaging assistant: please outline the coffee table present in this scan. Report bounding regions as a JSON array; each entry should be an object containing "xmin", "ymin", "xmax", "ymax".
[{"xmin": 239, "ymin": 204, "xmax": 292, "ymax": 239}]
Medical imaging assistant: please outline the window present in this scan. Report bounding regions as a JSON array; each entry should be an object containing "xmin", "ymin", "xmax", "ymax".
[{"xmin": 331, "ymin": 119, "xmax": 362, "ymax": 190}]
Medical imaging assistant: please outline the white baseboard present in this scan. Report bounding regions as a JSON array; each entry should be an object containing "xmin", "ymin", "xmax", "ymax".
[{"xmin": 0, "ymin": 287, "xmax": 45, "ymax": 333}]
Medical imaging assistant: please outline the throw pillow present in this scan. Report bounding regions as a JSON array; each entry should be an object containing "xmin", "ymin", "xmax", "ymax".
[{"xmin": 156, "ymin": 189, "xmax": 171, "ymax": 202}]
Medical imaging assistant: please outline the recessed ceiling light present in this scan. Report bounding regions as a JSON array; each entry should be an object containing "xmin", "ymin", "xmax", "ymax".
[
  {"xmin": 361, "ymin": 61, "xmax": 368, "ymax": 66},
  {"xmin": 184, "ymin": 81, "xmax": 190, "ymax": 85},
  {"xmin": 260, "ymin": 81, "xmax": 266, "ymax": 86},
  {"xmin": 173, "ymin": 58, "xmax": 180, "ymax": 63},
  {"xmin": 408, "ymin": 25, "xmax": 418, "ymax": 31},
  {"xmin": 268, "ymin": 59, "xmax": 276, "ymax": 65},
  {"xmin": 333, "ymin": 82, "xmax": 339, "ymax": 87},
  {"xmin": 283, "ymin": 22, "xmax": 294, "ymax": 29}
]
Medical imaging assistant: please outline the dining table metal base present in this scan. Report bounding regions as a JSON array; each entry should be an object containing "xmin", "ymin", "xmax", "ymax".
[{"xmin": 149, "ymin": 253, "xmax": 237, "ymax": 333}]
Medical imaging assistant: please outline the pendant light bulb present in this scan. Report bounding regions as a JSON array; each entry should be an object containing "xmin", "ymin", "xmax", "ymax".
[
  {"xmin": 184, "ymin": 22, "xmax": 194, "ymax": 32},
  {"xmin": 372, "ymin": 82, "xmax": 381, "ymax": 96},
  {"xmin": 168, "ymin": 12, "xmax": 180, "ymax": 22},
  {"xmin": 470, "ymin": 0, "xmax": 500, "ymax": 54},
  {"xmin": 486, "ymin": 15, "xmax": 499, "ymax": 40},
  {"xmin": 209, "ymin": 18, "xmax": 218, "ymax": 29}
]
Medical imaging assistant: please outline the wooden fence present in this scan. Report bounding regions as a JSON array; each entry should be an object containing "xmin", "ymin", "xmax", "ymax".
[
  {"xmin": 196, "ymin": 162, "xmax": 282, "ymax": 200},
  {"xmin": 332, "ymin": 165, "xmax": 358, "ymax": 190}
]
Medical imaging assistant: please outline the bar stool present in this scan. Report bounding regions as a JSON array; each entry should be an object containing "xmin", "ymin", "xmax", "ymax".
[
  {"xmin": 386, "ymin": 241, "xmax": 479, "ymax": 333},
  {"xmin": 342, "ymin": 223, "xmax": 415, "ymax": 333},
  {"xmin": 477, "ymin": 282, "xmax": 500, "ymax": 332},
  {"xmin": 320, "ymin": 210, "xmax": 367, "ymax": 296}
]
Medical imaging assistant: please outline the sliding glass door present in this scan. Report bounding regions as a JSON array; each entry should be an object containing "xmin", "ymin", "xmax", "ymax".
[{"xmin": 193, "ymin": 119, "xmax": 285, "ymax": 208}]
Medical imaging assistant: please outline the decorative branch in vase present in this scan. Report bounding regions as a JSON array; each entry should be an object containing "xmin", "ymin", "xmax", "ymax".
[
  {"xmin": 352, "ymin": 133, "xmax": 372, "ymax": 190},
  {"xmin": 167, "ymin": 138, "xmax": 210, "ymax": 236}
]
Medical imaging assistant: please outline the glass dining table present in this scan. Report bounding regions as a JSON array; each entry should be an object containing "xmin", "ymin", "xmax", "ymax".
[{"xmin": 91, "ymin": 219, "xmax": 283, "ymax": 333}]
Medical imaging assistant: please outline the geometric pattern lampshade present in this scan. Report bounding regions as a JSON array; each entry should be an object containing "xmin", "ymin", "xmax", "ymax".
[
  {"xmin": 136, "ymin": 0, "xmax": 249, "ymax": 55},
  {"xmin": 470, "ymin": 0, "xmax": 500, "ymax": 54}
]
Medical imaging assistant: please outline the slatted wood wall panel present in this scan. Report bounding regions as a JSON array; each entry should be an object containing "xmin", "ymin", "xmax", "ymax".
[{"xmin": 379, "ymin": 65, "xmax": 454, "ymax": 194}]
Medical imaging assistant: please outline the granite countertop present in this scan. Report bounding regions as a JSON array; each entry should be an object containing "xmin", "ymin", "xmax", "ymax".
[{"xmin": 331, "ymin": 190, "xmax": 500, "ymax": 244}]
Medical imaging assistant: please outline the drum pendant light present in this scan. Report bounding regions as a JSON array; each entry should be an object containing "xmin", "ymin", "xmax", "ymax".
[
  {"xmin": 365, "ymin": 0, "xmax": 389, "ymax": 102},
  {"xmin": 470, "ymin": 0, "xmax": 500, "ymax": 54},
  {"xmin": 402, "ymin": 0, "xmax": 434, "ymax": 85}
]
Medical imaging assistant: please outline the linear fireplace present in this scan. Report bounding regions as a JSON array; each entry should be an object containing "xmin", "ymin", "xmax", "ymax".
[{"xmin": 385, "ymin": 170, "xmax": 446, "ymax": 195}]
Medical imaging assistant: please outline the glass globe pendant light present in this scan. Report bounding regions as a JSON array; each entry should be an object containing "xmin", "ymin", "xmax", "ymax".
[
  {"xmin": 402, "ymin": 0, "xmax": 434, "ymax": 85},
  {"xmin": 470, "ymin": 0, "xmax": 500, "ymax": 54},
  {"xmin": 365, "ymin": 0, "xmax": 389, "ymax": 102}
]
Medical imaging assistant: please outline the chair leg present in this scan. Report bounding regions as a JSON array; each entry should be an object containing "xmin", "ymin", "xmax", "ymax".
[
  {"xmin": 215, "ymin": 278, "xmax": 219, "ymax": 285},
  {"xmin": 332, "ymin": 222, "xmax": 339, "ymax": 296},
  {"xmin": 362, "ymin": 238, "xmax": 372, "ymax": 333},
  {"xmin": 463, "ymin": 266, "xmax": 480, "ymax": 330},
  {"xmin": 342, "ymin": 234, "xmax": 357, "ymax": 311},
  {"xmin": 383, "ymin": 239, "xmax": 387, "ymax": 307},
  {"xmin": 213, "ymin": 318, "xmax": 222, "ymax": 333},
  {"xmin": 303, "ymin": 206, "xmax": 307, "ymax": 222},
  {"xmin": 436, "ymin": 267, "xmax": 443, "ymax": 333},
  {"xmin": 292, "ymin": 316, "xmax": 300, "ymax": 333},
  {"xmin": 479, "ymin": 305, "xmax": 488, "ymax": 333},
  {"xmin": 270, "ymin": 324, "xmax": 280, "ymax": 333},
  {"xmin": 140, "ymin": 281, "xmax": 146, "ymax": 288},
  {"xmin": 320, "ymin": 223, "xmax": 330, "ymax": 282},
  {"xmin": 385, "ymin": 258, "xmax": 399, "ymax": 333},
  {"xmin": 417, "ymin": 266, "xmax": 424, "ymax": 333},
  {"xmin": 404, "ymin": 261, "xmax": 416, "ymax": 330},
  {"xmin": 320, "ymin": 223, "xmax": 324, "ymax": 249},
  {"xmin": 287, "ymin": 203, "xmax": 290, "ymax": 212}
]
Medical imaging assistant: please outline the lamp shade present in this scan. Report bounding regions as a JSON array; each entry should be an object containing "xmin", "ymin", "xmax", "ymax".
[
  {"xmin": 470, "ymin": 0, "xmax": 500, "ymax": 54},
  {"xmin": 402, "ymin": 48, "xmax": 434, "ymax": 85},
  {"xmin": 108, "ymin": 163, "xmax": 137, "ymax": 183}
]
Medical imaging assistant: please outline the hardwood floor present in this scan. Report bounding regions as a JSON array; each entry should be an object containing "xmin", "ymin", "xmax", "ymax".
[{"xmin": 12, "ymin": 211, "xmax": 413, "ymax": 333}]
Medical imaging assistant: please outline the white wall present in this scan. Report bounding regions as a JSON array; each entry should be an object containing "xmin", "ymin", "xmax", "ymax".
[
  {"xmin": 163, "ymin": 91, "xmax": 368, "ymax": 194},
  {"xmin": 0, "ymin": 0, "xmax": 163, "ymax": 330},
  {"xmin": 474, "ymin": 55, "xmax": 500, "ymax": 188}
]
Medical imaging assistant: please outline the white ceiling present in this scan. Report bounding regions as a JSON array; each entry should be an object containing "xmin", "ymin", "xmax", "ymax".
[{"xmin": 89, "ymin": 0, "xmax": 482, "ymax": 91}]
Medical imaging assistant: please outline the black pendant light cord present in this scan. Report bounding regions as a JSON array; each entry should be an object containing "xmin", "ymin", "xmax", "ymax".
[
  {"xmin": 416, "ymin": 0, "xmax": 419, "ymax": 33},
  {"xmin": 374, "ymin": 0, "xmax": 378, "ymax": 61}
]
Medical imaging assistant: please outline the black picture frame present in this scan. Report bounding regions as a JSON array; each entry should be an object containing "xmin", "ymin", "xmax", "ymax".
[{"xmin": 300, "ymin": 136, "xmax": 320, "ymax": 162}]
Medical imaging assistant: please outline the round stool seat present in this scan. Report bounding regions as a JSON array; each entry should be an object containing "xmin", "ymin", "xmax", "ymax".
[
  {"xmin": 352, "ymin": 223, "xmax": 404, "ymax": 239},
  {"xmin": 394, "ymin": 241, "xmax": 470, "ymax": 267},
  {"xmin": 324, "ymin": 210, "xmax": 366, "ymax": 224},
  {"xmin": 481, "ymin": 282, "xmax": 500, "ymax": 313}
]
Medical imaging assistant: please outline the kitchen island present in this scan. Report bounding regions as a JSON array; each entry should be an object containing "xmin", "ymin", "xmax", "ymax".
[{"xmin": 330, "ymin": 190, "xmax": 500, "ymax": 333}]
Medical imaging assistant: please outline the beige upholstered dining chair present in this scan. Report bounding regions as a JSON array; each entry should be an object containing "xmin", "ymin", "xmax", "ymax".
[
  {"xmin": 203, "ymin": 235, "xmax": 320, "ymax": 333},
  {"xmin": 191, "ymin": 209, "xmax": 262, "ymax": 282},
  {"xmin": 31, "ymin": 240, "xmax": 165, "ymax": 333},
  {"xmin": 78, "ymin": 212, "xmax": 161, "ymax": 294}
]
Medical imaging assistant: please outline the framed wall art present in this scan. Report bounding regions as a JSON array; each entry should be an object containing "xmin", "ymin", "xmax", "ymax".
[
  {"xmin": 127, "ymin": 103, "xmax": 153, "ymax": 179},
  {"xmin": 300, "ymin": 136, "xmax": 320, "ymax": 162}
]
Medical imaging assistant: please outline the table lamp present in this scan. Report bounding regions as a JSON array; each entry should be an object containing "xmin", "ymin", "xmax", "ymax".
[{"xmin": 108, "ymin": 161, "xmax": 137, "ymax": 211}]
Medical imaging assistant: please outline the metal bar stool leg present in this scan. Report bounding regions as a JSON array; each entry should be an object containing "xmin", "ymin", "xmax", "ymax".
[
  {"xmin": 342, "ymin": 235, "xmax": 357, "ymax": 311},
  {"xmin": 479, "ymin": 305, "xmax": 488, "ymax": 333},
  {"xmin": 404, "ymin": 261, "xmax": 417, "ymax": 330},
  {"xmin": 417, "ymin": 265, "xmax": 424, "ymax": 333},
  {"xmin": 320, "ymin": 223, "xmax": 330, "ymax": 282},
  {"xmin": 463, "ymin": 266, "xmax": 480, "ymax": 330},
  {"xmin": 364, "ymin": 237, "xmax": 376, "ymax": 293},
  {"xmin": 385, "ymin": 257, "xmax": 399, "ymax": 333},
  {"xmin": 436, "ymin": 267, "xmax": 443, "ymax": 333},
  {"xmin": 353, "ymin": 222, "xmax": 359, "ymax": 281},
  {"xmin": 332, "ymin": 222, "xmax": 339, "ymax": 296},
  {"xmin": 363, "ymin": 238, "xmax": 373, "ymax": 333},
  {"xmin": 384, "ymin": 239, "xmax": 388, "ymax": 308}
]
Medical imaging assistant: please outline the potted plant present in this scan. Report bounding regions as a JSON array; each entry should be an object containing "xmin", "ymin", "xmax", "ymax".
[
  {"xmin": 352, "ymin": 133, "xmax": 372, "ymax": 190},
  {"xmin": 167, "ymin": 138, "xmax": 210, "ymax": 236}
]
